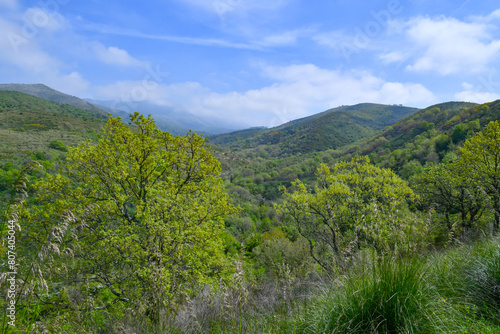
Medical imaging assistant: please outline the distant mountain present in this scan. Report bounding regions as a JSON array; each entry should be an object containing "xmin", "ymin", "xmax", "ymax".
[
  {"xmin": 0, "ymin": 83, "xmax": 106, "ymax": 117},
  {"xmin": 85, "ymin": 99, "xmax": 193, "ymax": 136},
  {"xmin": 85, "ymin": 99, "xmax": 240, "ymax": 135},
  {"xmin": 210, "ymin": 103, "xmax": 420, "ymax": 155}
]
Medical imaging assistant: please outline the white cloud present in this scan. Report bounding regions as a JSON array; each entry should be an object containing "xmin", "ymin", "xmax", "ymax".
[
  {"xmin": 45, "ymin": 72, "xmax": 90, "ymax": 95},
  {"xmin": 455, "ymin": 90, "xmax": 500, "ymax": 104},
  {"xmin": 399, "ymin": 15, "xmax": 500, "ymax": 74},
  {"xmin": 92, "ymin": 63, "xmax": 436, "ymax": 128},
  {"xmin": 380, "ymin": 51, "xmax": 408, "ymax": 63},
  {"xmin": 93, "ymin": 43, "xmax": 148, "ymax": 67},
  {"xmin": 455, "ymin": 81, "xmax": 500, "ymax": 104},
  {"xmin": 0, "ymin": 15, "xmax": 89, "ymax": 96},
  {"xmin": 257, "ymin": 29, "xmax": 308, "ymax": 47},
  {"xmin": 0, "ymin": 17, "xmax": 60, "ymax": 72}
]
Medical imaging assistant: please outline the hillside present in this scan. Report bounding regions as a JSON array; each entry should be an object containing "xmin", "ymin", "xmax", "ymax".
[
  {"xmin": 0, "ymin": 90, "xmax": 106, "ymax": 155},
  {"xmin": 210, "ymin": 103, "xmax": 419, "ymax": 155},
  {"xmin": 338, "ymin": 101, "xmax": 489, "ymax": 175},
  {"xmin": 0, "ymin": 83, "xmax": 106, "ymax": 117}
]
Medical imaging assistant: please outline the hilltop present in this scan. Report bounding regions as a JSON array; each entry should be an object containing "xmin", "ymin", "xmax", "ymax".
[
  {"xmin": 210, "ymin": 103, "xmax": 419, "ymax": 156},
  {"xmin": 0, "ymin": 83, "xmax": 106, "ymax": 117}
]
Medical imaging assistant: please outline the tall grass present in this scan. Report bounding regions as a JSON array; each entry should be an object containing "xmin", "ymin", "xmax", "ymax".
[
  {"xmin": 295, "ymin": 238, "xmax": 500, "ymax": 334},
  {"xmin": 429, "ymin": 237, "xmax": 500, "ymax": 330},
  {"xmin": 296, "ymin": 255, "xmax": 441, "ymax": 334}
]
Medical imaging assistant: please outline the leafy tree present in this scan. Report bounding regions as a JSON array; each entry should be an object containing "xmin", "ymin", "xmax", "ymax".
[
  {"xmin": 412, "ymin": 162, "xmax": 488, "ymax": 240},
  {"xmin": 277, "ymin": 156, "xmax": 415, "ymax": 273},
  {"xmin": 451, "ymin": 124, "xmax": 468, "ymax": 144},
  {"xmin": 19, "ymin": 113, "xmax": 236, "ymax": 329},
  {"xmin": 434, "ymin": 134, "xmax": 451, "ymax": 154},
  {"xmin": 458, "ymin": 121, "xmax": 500, "ymax": 233}
]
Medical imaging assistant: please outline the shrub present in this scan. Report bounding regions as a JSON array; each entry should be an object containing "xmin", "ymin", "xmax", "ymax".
[
  {"xmin": 299, "ymin": 256, "xmax": 438, "ymax": 333},
  {"xmin": 48, "ymin": 139, "xmax": 68, "ymax": 151}
]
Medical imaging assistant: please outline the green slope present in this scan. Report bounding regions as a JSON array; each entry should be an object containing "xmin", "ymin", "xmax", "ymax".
[
  {"xmin": 210, "ymin": 103, "xmax": 419, "ymax": 155},
  {"xmin": 0, "ymin": 83, "xmax": 106, "ymax": 117},
  {"xmin": 0, "ymin": 91, "xmax": 107, "ymax": 155},
  {"xmin": 336, "ymin": 101, "xmax": 500, "ymax": 176}
]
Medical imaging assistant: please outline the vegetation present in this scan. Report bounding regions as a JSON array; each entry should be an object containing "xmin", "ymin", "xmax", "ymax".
[
  {"xmin": 210, "ymin": 103, "xmax": 419, "ymax": 156},
  {"xmin": 0, "ymin": 84, "xmax": 106, "ymax": 116},
  {"xmin": 1, "ymin": 89, "xmax": 500, "ymax": 333},
  {"xmin": 2, "ymin": 113, "xmax": 236, "ymax": 332},
  {"xmin": 278, "ymin": 156, "xmax": 417, "ymax": 273}
]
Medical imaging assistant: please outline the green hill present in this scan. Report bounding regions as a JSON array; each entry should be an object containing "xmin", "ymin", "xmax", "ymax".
[
  {"xmin": 0, "ymin": 83, "xmax": 106, "ymax": 117},
  {"xmin": 0, "ymin": 90, "xmax": 107, "ymax": 155},
  {"xmin": 336, "ymin": 101, "xmax": 499, "ymax": 176},
  {"xmin": 210, "ymin": 103, "xmax": 419, "ymax": 155}
]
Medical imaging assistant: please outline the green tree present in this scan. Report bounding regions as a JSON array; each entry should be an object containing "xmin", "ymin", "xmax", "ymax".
[
  {"xmin": 412, "ymin": 162, "xmax": 488, "ymax": 240},
  {"xmin": 20, "ymin": 113, "xmax": 237, "ymax": 329},
  {"xmin": 458, "ymin": 121, "xmax": 500, "ymax": 233},
  {"xmin": 277, "ymin": 156, "xmax": 415, "ymax": 273},
  {"xmin": 435, "ymin": 134, "xmax": 451, "ymax": 153},
  {"xmin": 451, "ymin": 123, "xmax": 468, "ymax": 144}
]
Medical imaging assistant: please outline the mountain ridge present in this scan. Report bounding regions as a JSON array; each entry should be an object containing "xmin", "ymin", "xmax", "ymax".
[
  {"xmin": 0, "ymin": 83, "xmax": 107, "ymax": 117},
  {"xmin": 210, "ymin": 103, "xmax": 420, "ymax": 155}
]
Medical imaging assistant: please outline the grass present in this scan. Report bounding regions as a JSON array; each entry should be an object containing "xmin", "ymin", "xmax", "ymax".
[
  {"xmin": 293, "ymin": 239, "xmax": 500, "ymax": 334},
  {"xmin": 296, "ymin": 256, "xmax": 438, "ymax": 333}
]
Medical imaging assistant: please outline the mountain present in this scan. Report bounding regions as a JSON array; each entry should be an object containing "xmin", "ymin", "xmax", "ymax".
[
  {"xmin": 0, "ymin": 83, "xmax": 107, "ymax": 117},
  {"xmin": 85, "ymin": 99, "xmax": 194, "ymax": 136},
  {"xmin": 334, "ymin": 101, "xmax": 491, "ymax": 177},
  {"xmin": 210, "ymin": 103, "xmax": 420, "ymax": 155},
  {"xmin": 0, "ymin": 90, "xmax": 106, "ymax": 155},
  {"xmin": 85, "ymin": 99, "xmax": 240, "ymax": 135},
  {"xmin": 351, "ymin": 101, "xmax": 480, "ymax": 155}
]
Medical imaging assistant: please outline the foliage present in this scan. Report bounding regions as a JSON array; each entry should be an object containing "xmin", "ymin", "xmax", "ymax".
[
  {"xmin": 277, "ymin": 156, "xmax": 416, "ymax": 273},
  {"xmin": 14, "ymin": 113, "xmax": 237, "ymax": 329},
  {"xmin": 457, "ymin": 121, "xmax": 500, "ymax": 233},
  {"xmin": 413, "ymin": 162, "xmax": 489, "ymax": 242},
  {"xmin": 48, "ymin": 140, "xmax": 68, "ymax": 152}
]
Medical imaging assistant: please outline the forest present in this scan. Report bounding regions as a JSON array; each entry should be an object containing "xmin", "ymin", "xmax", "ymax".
[{"xmin": 1, "ymin": 91, "xmax": 500, "ymax": 333}]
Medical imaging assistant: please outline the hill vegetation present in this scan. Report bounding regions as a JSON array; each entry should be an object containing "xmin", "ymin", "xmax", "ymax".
[
  {"xmin": 210, "ymin": 103, "xmax": 419, "ymax": 155},
  {"xmin": 1, "ymin": 87, "xmax": 500, "ymax": 333},
  {"xmin": 0, "ymin": 91, "xmax": 106, "ymax": 154},
  {"xmin": 0, "ymin": 83, "xmax": 106, "ymax": 116}
]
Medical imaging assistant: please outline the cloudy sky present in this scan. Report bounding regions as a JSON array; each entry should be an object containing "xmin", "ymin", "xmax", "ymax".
[{"xmin": 1, "ymin": 0, "xmax": 500, "ymax": 128}]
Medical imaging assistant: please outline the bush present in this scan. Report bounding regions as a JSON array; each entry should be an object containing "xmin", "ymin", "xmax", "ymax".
[
  {"xmin": 48, "ymin": 140, "xmax": 68, "ymax": 152},
  {"xmin": 299, "ymin": 256, "xmax": 439, "ymax": 333}
]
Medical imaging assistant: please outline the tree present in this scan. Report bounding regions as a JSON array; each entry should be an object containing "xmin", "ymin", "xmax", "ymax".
[
  {"xmin": 451, "ymin": 124, "xmax": 468, "ymax": 144},
  {"xmin": 20, "ymin": 113, "xmax": 236, "ymax": 329},
  {"xmin": 412, "ymin": 162, "xmax": 488, "ymax": 240},
  {"xmin": 277, "ymin": 156, "xmax": 415, "ymax": 273},
  {"xmin": 458, "ymin": 121, "xmax": 500, "ymax": 233}
]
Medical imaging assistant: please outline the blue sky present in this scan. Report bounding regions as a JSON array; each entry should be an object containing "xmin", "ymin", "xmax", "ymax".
[{"xmin": 1, "ymin": 0, "xmax": 500, "ymax": 128}]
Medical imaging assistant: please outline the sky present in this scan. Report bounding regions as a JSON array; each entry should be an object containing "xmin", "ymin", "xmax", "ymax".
[{"xmin": 1, "ymin": 0, "xmax": 500, "ymax": 129}]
